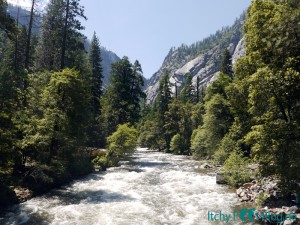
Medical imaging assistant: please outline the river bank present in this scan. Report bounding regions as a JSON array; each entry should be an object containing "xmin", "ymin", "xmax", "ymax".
[
  {"xmin": 198, "ymin": 162, "xmax": 300, "ymax": 225},
  {"xmin": 0, "ymin": 152, "xmax": 94, "ymax": 213},
  {"xmin": 0, "ymin": 170, "xmax": 93, "ymax": 212}
]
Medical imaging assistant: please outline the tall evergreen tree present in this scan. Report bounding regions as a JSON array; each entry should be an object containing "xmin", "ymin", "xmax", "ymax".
[
  {"xmin": 35, "ymin": 0, "xmax": 87, "ymax": 71},
  {"xmin": 131, "ymin": 60, "xmax": 146, "ymax": 119},
  {"xmin": 180, "ymin": 73, "xmax": 194, "ymax": 103},
  {"xmin": 166, "ymin": 99, "xmax": 193, "ymax": 155},
  {"xmin": 4, "ymin": 26, "xmax": 27, "ymax": 71},
  {"xmin": 101, "ymin": 57, "xmax": 145, "ymax": 137},
  {"xmin": 220, "ymin": 49, "xmax": 233, "ymax": 77},
  {"xmin": 155, "ymin": 70, "xmax": 172, "ymax": 151},
  {"xmin": 89, "ymin": 32, "xmax": 103, "ymax": 114},
  {"xmin": 24, "ymin": 0, "xmax": 38, "ymax": 70}
]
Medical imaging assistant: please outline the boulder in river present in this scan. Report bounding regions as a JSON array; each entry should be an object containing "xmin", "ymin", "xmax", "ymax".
[
  {"xmin": 243, "ymin": 182, "xmax": 253, "ymax": 189},
  {"xmin": 216, "ymin": 172, "xmax": 227, "ymax": 184},
  {"xmin": 200, "ymin": 163, "xmax": 214, "ymax": 169},
  {"xmin": 14, "ymin": 187, "xmax": 33, "ymax": 203}
]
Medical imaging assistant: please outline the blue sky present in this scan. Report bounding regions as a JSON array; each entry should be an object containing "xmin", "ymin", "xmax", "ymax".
[
  {"xmin": 81, "ymin": 0, "xmax": 251, "ymax": 78},
  {"xmin": 9, "ymin": 0, "xmax": 252, "ymax": 78}
]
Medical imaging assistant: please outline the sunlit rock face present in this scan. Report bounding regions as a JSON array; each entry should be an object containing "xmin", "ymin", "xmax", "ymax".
[{"xmin": 145, "ymin": 14, "xmax": 246, "ymax": 104}]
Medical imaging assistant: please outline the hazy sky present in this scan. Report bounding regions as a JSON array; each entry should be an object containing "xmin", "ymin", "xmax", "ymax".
[{"xmin": 8, "ymin": 0, "xmax": 251, "ymax": 78}]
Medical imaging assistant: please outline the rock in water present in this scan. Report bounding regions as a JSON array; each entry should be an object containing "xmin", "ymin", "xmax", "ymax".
[{"xmin": 216, "ymin": 172, "xmax": 227, "ymax": 184}]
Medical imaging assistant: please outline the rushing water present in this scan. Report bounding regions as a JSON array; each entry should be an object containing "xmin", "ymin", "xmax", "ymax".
[{"xmin": 1, "ymin": 148, "xmax": 254, "ymax": 225}]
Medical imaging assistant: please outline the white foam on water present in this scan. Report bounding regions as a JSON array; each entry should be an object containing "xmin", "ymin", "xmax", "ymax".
[{"xmin": 2, "ymin": 149, "xmax": 243, "ymax": 225}]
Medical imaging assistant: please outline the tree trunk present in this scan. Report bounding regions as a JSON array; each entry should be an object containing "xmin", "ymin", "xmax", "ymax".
[
  {"xmin": 25, "ymin": 0, "xmax": 35, "ymax": 70},
  {"xmin": 48, "ymin": 117, "xmax": 59, "ymax": 164},
  {"xmin": 14, "ymin": 7, "xmax": 19, "ymax": 71},
  {"xmin": 61, "ymin": 0, "xmax": 70, "ymax": 70}
]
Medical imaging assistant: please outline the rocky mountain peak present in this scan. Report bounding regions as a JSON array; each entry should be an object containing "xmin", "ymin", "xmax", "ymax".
[{"xmin": 145, "ymin": 12, "xmax": 247, "ymax": 104}]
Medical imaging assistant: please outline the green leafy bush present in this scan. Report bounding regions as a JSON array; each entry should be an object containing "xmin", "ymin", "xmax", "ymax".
[
  {"xmin": 23, "ymin": 160, "xmax": 70, "ymax": 191},
  {"xmin": 213, "ymin": 134, "xmax": 237, "ymax": 164},
  {"xmin": 170, "ymin": 133, "xmax": 181, "ymax": 154},
  {"xmin": 223, "ymin": 151, "xmax": 251, "ymax": 187},
  {"xmin": 191, "ymin": 94, "xmax": 233, "ymax": 159},
  {"xmin": 256, "ymin": 192, "xmax": 270, "ymax": 208},
  {"xmin": 107, "ymin": 123, "xmax": 137, "ymax": 157},
  {"xmin": 93, "ymin": 124, "xmax": 138, "ymax": 171},
  {"xmin": 92, "ymin": 156, "xmax": 108, "ymax": 170},
  {"xmin": 138, "ymin": 120, "xmax": 162, "ymax": 150}
]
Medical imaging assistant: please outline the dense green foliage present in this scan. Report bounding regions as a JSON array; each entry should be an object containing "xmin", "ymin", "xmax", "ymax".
[
  {"xmin": 87, "ymin": 32, "xmax": 104, "ymax": 147},
  {"xmin": 222, "ymin": 151, "xmax": 251, "ymax": 187},
  {"xmin": 35, "ymin": 0, "xmax": 87, "ymax": 71},
  {"xmin": 241, "ymin": 0, "xmax": 300, "ymax": 191},
  {"xmin": 191, "ymin": 93, "xmax": 233, "ymax": 158},
  {"xmin": 107, "ymin": 124, "xmax": 137, "ymax": 157},
  {"xmin": 0, "ymin": 0, "xmax": 144, "ymax": 203},
  {"xmin": 93, "ymin": 124, "xmax": 137, "ymax": 170},
  {"xmin": 0, "ymin": 0, "xmax": 17, "ymax": 39},
  {"xmin": 139, "ymin": 0, "xmax": 300, "ymax": 193},
  {"xmin": 101, "ymin": 57, "xmax": 145, "ymax": 137},
  {"xmin": 220, "ymin": 49, "xmax": 233, "ymax": 77}
]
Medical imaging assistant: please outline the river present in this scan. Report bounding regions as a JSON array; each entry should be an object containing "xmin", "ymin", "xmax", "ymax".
[{"xmin": 1, "ymin": 148, "xmax": 254, "ymax": 225}]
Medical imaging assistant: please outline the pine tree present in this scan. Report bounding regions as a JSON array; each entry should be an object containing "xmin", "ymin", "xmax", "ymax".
[
  {"xmin": 155, "ymin": 70, "xmax": 172, "ymax": 151},
  {"xmin": 220, "ymin": 49, "xmax": 233, "ymax": 77},
  {"xmin": 24, "ymin": 0, "xmax": 38, "ymax": 70},
  {"xmin": 4, "ymin": 26, "xmax": 27, "ymax": 71},
  {"xmin": 101, "ymin": 57, "xmax": 145, "ymax": 137},
  {"xmin": 35, "ymin": 0, "xmax": 86, "ymax": 71},
  {"xmin": 131, "ymin": 60, "xmax": 146, "ymax": 120},
  {"xmin": 89, "ymin": 32, "xmax": 103, "ymax": 114},
  {"xmin": 180, "ymin": 73, "xmax": 194, "ymax": 103}
]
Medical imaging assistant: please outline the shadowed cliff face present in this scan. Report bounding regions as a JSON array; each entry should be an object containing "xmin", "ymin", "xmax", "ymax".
[
  {"xmin": 145, "ymin": 13, "xmax": 246, "ymax": 104},
  {"xmin": 101, "ymin": 47, "xmax": 121, "ymax": 86}
]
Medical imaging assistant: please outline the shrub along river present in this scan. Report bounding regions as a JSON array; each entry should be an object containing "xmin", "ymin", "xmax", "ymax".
[{"xmin": 1, "ymin": 148, "xmax": 258, "ymax": 225}]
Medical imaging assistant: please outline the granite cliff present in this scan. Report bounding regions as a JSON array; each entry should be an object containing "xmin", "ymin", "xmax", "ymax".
[{"xmin": 145, "ymin": 13, "xmax": 246, "ymax": 104}]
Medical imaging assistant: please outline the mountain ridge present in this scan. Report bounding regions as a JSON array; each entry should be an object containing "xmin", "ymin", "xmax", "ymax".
[{"xmin": 145, "ymin": 12, "xmax": 246, "ymax": 104}]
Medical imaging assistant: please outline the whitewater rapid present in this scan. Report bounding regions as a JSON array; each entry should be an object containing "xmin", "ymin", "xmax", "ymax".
[{"xmin": 1, "ymin": 148, "xmax": 247, "ymax": 225}]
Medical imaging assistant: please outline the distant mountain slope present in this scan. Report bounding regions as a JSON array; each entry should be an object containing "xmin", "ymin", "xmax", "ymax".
[
  {"xmin": 101, "ymin": 47, "xmax": 120, "ymax": 85},
  {"xmin": 7, "ymin": 4, "xmax": 41, "ymax": 35},
  {"xmin": 7, "ymin": 4, "xmax": 121, "ymax": 85},
  {"xmin": 145, "ymin": 12, "xmax": 246, "ymax": 104}
]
